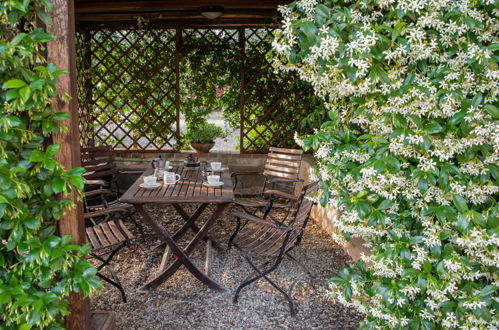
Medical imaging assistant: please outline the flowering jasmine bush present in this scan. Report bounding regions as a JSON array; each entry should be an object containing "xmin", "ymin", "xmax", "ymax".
[{"xmin": 273, "ymin": 0, "xmax": 498, "ymax": 328}]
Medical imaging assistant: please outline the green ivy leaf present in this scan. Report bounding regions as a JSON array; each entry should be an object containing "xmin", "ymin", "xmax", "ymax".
[
  {"xmin": 344, "ymin": 284, "xmax": 353, "ymax": 300},
  {"xmin": 29, "ymin": 150, "xmax": 45, "ymax": 162},
  {"xmin": 479, "ymin": 285, "xmax": 496, "ymax": 297},
  {"xmin": 18, "ymin": 85, "xmax": 31, "ymax": 101},
  {"xmin": 3, "ymin": 79, "xmax": 26, "ymax": 88},
  {"xmin": 356, "ymin": 200, "xmax": 372, "ymax": 218},
  {"xmin": 51, "ymin": 178, "xmax": 65, "ymax": 194},
  {"xmin": 425, "ymin": 121, "xmax": 443, "ymax": 134},
  {"xmin": 69, "ymin": 175, "xmax": 85, "ymax": 190},
  {"xmin": 52, "ymin": 112, "xmax": 70, "ymax": 121},
  {"xmin": 452, "ymin": 194, "xmax": 468, "ymax": 213},
  {"xmin": 456, "ymin": 215, "xmax": 470, "ymax": 233},
  {"xmin": 24, "ymin": 218, "xmax": 40, "ymax": 230},
  {"xmin": 484, "ymin": 104, "xmax": 499, "ymax": 119},
  {"xmin": 378, "ymin": 199, "xmax": 393, "ymax": 210},
  {"xmin": 18, "ymin": 324, "xmax": 31, "ymax": 330},
  {"xmin": 46, "ymin": 144, "xmax": 60, "ymax": 157}
]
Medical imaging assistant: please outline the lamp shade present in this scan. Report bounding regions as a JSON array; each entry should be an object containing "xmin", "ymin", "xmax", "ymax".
[{"xmin": 200, "ymin": 6, "xmax": 224, "ymax": 19}]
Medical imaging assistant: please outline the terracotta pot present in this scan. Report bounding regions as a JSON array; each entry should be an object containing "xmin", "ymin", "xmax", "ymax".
[{"xmin": 190, "ymin": 142, "xmax": 215, "ymax": 153}]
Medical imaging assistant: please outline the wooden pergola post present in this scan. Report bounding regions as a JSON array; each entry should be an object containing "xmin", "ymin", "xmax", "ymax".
[{"xmin": 47, "ymin": 0, "xmax": 90, "ymax": 328}]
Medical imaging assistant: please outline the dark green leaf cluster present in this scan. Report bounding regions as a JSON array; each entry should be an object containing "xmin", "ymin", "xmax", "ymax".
[{"xmin": 1, "ymin": 1, "xmax": 100, "ymax": 328}]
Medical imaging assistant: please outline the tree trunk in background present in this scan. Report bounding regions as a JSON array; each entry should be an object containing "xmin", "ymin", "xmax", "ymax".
[{"xmin": 47, "ymin": 0, "xmax": 90, "ymax": 328}]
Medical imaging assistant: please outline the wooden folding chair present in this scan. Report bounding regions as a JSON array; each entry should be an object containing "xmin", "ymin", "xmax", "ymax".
[
  {"xmin": 85, "ymin": 208, "xmax": 134, "ymax": 303},
  {"xmin": 228, "ymin": 181, "xmax": 319, "ymax": 315},
  {"xmin": 81, "ymin": 146, "xmax": 144, "ymax": 235},
  {"xmin": 83, "ymin": 187, "xmax": 144, "ymax": 237},
  {"xmin": 231, "ymin": 147, "xmax": 304, "ymax": 216},
  {"xmin": 81, "ymin": 145, "xmax": 143, "ymax": 194}
]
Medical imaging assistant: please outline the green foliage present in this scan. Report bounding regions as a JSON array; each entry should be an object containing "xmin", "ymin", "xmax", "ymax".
[
  {"xmin": 275, "ymin": 0, "xmax": 498, "ymax": 328},
  {"xmin": 185, "ymin": 120, "xmax": 226, "ymax": 144},
  {"xmin": 180, "ymin": 31, "xmax": 240, "ymax": 130},
  {"xmin": 1, "ymin": 1, "xmax": 100, "ymax": 327}
]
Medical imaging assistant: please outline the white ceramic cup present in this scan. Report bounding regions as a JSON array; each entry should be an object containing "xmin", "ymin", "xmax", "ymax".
[
  {"xmin": 207, "ymin": 175, "xmax": 220, "ymax": 185},
  {"xmin": 164, "ymin": 160, "xmax": 170, "ymax": 168},
  {"xmin": 154, "ymin": 168, "xmax": 165, "ymax": 179},
  {"xmin": 144, "ymin": 175, "xmax": 157, "ymax": 186},
  {"xmin": 211, "ymin": 162, "xmax": 222, "ymax": 171},
  {"xmin": 164, "ymin": 171, "xmax": 181, "ymax": 184}
]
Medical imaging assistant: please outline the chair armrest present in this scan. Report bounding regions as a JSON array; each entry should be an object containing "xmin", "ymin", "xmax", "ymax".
[
  {"xmin": 84, "ymin": 207, "xmax": 129, "ymax": 219},
  {"xmin": 230, "ymin": 211, "xmax": 289, "ymax": 230},
  {"xmin": 231, "ymin": 171, "xmax": 261, "ymax": 178},
  {"xmin": 118, "ymin": 169, "xmax": 144, "ymax": 175},
  {"xmin": 84, "ymin": 188, "xmax": 113, "ymax": 198},
  {"xmin": 85, "ymin": 179, "xmax": 108, "ymax": 186},
  {"xmin": 263, "ymin": 189, "xmax": 300, "ymax": 201},
  {"xmin": 266, "ymin": 178, "xmax": 303, "ymax": 184}
]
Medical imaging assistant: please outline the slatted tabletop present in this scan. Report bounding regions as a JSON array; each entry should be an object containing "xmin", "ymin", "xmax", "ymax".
[{"xmin": 119, "ymin": 166, "xmax": 234, "ymax": 204}]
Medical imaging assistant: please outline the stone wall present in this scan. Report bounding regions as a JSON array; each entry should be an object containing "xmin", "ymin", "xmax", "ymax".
[{"xmin": 115, "ymin": 151, "xmax": 370, "ymax": 261}]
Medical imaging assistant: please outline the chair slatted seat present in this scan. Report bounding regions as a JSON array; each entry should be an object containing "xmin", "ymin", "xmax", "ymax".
[
  {"xmin": 85, "ymin": 208, "xmax": 134, "ymax": 303},
  {"xmin": 86, "ymin": 219, "xmax": 132, "ymax": 251},
  {"xmin": 228, "ymin": 181, "xmax": 319, "ymax": 315},
  {"xmin": 235, "ymin": 223, "xmax": 300, "ymax": 256}
]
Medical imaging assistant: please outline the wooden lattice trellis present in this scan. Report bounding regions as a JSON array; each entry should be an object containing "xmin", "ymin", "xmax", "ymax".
[
  {"xmin": 77, "ymin": 28, "xmax": 178, "ymax": 150},
  {"xmin": 76, "ymin": 26, "xmax": 316, "ymax": 153},
  {"xmin": 241, "ymin": 28, "xmax": 315, "ymax": 152}
]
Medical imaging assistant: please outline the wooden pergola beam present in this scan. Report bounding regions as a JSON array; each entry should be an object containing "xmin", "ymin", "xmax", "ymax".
[
  {"xmin": 75, "ymin": 0, "xmax": 290, "ymax": 27},
  {"xmin": 76, "ymin": 9, "xmax": 278, "ymax": 21},
  {"xmin": 47, "ymin": 0, "xmax": 90, "ymax": 328},
  {"xmin": 75, "ymin": 0, "xmax": 290, "ymax": 12},
  {"xmin": 76, "ymin": 19, "xmax": 277, "ymax": 30}
]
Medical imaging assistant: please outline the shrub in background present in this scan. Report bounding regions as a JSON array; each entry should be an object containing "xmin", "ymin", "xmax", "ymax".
[
  {"xmin": 185, "ymin": 120, "xmax": 226, "ymax": 144},
  {"xmin": 273, "ymin": 0, "xmax": 498, "ymax": 328},
  {"xmin": 1, "ymin": 1, "xmax": 100, "ymax": 327}
]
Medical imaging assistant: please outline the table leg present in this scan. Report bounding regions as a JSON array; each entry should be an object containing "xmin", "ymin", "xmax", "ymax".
[
  {"xmin": 158, "ymin": 204, "xmax": 207, "ymax": 270},
  {"xmin": 139, "ymin": 203, "xmax": 229, "ymax": 292},
  {"xmin": 172, "ymin": 204, "xmax": 220, "ymax": 249},
  {"xmin": 172, "ymin": 203, "xmax": 207, "ymax": 240},
  {"xmin": 134, "ymin": 204, "xmax": 171, "ymax": 240}
]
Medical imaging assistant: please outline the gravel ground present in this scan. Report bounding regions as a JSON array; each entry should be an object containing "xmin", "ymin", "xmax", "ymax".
[{"xmin": 90, "ymin": 204, "xmax": 363, "ymax": 329}]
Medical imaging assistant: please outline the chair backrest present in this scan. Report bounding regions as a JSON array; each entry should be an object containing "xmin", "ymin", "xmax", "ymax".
[
  {"xmin": 289, "ymin": 181, "xmax": 319, "ymax": 235},
  {"xmin": 262, "ymin": 147, "xmax": 303, "ymax": 194},
  {"xmin": 81, "ymin": 145, "xmax": 117, "ymax": 181},
  {"xmin": 263, "ymin": 147, "xmax": 303, "ymax": 180}
]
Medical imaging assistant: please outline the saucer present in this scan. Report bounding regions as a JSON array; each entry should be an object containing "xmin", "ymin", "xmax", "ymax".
[
  {"xmin": 140, "ymin": 182, "xmax": 161, "ymax": 189},
  {"xmin": 202, "ymin": 181, "xmax": 224, "ymax": 187}
]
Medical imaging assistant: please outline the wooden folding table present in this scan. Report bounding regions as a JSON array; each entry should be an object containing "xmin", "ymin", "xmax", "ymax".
[{"xmin": 119, "ymin": 166, "xmax": 234, "ymax": 292}]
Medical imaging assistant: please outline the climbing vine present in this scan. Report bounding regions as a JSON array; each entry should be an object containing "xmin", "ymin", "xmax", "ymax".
[{"xmin": 0, "ymin": 0, "xmax": 100, "ymax": 328}]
